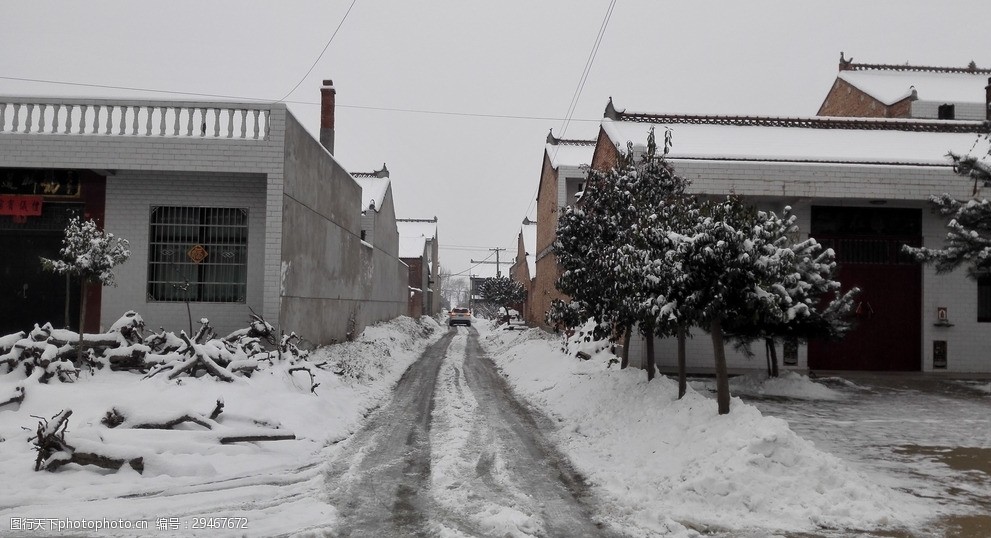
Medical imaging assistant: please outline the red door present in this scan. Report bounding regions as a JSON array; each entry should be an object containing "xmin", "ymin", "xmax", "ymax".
[{"xmin": 807, "ymin": 207, "xmax": 922, "ymax": 371}]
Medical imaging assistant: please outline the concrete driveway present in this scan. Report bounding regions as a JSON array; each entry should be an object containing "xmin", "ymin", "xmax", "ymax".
[{"xmin": 741, "ymin": 373, "xmax": 991, "ymax": 537}]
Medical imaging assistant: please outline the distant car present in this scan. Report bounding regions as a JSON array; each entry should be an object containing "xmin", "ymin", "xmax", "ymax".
[{"xmin": 449, "ymin": 307, "xmax": 472, "ymax": 327}]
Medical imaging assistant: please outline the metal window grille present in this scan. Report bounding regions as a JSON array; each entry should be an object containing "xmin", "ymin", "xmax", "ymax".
[{"xmin": 147, "ymin": 206, "xmax": 248, "ymax": 303}]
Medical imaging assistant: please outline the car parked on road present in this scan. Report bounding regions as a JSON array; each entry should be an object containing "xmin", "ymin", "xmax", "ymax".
[{"xmin": 448, "ymin": 307, "xmax": 472, "ymax": 327}]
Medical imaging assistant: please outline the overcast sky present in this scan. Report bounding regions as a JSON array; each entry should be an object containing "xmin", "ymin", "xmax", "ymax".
[{"xmin": 3, "ymin": 1, "xmax": 991, "ymax": 279}]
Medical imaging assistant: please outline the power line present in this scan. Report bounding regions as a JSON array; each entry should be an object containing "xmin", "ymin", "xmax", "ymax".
[
  {"xmin": 449, "ymin": 251, "xmax": 496, "ymax": 277},
  {"xmin": 0, "ymin": 75, "xmax": 601, "ymax": 123},
  {"xmin": 522, "ymin": 0, "xmax": 616, "ymax": 220},
  {"xmin": 274, "ymin": 0, "xmax": 358, "ymax": 103}
]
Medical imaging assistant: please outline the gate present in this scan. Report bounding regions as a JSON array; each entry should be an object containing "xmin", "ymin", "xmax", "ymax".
[{"xmin": 807, "ymin": 207, "xmax": 922, "ymax": 371}]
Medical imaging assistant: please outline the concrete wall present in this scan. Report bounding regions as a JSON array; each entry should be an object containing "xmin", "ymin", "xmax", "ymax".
[
  {"xmin": 280, "ymin": 113, "xmax": 368, "ymax": 345},
  {"xmin": 361, "ymin": 185, "xmax": 410, "ymax": 326},
  {"xmin": 101, "ymin": 171, "xmax": 267, "ymax": 336},
  {"xmin": 911, "ymin": 100, "xmax": 987, "ymax": 121}
]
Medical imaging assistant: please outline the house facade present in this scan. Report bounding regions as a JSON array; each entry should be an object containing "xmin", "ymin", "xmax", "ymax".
[
  {"xmin": 530, "ymin": 132, "xmax": 595, "ymax": 327},
  {"xmin": 509, "ymin": 217, "xmax": 537, "ymax": 322},
  {"xmin": 398, "ymin": 217, "xmax": 440, "ymax": 318},
  {"xmin": 0, "ymin": 80, "xmax": 406, "ymax": 345},
  {"xmin": 818, "ymin": 53, "xmax": 991, "ymax": 120},
  {"xmin": 592, "ymin": 101, "xmax": 989, "ymax": 373}
]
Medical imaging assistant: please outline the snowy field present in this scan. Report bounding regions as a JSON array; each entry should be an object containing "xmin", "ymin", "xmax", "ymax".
[
  {"xmin": 0, "ymin": 315, "xmax": 444, "ymax": 536},
  {"xmin": 476, "ymin": 321, "xmax": 937, "ymax": 537}
]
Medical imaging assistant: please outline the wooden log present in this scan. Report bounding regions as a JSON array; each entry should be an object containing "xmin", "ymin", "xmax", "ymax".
[
  {"xmin": 133, "ymin": 414, "xmax": 214, "ymax": 430},
  {"xmin": 219, "ymin": 433, "xmax": 295, "ymax": 444},
  {"xmin": 45, "ymin": 452, "xmax": 144, "ymax": 474}
]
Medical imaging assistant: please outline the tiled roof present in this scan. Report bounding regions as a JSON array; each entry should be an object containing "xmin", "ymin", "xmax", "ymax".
[
  {"xmin": 545, "ymin": 130, "xmax": 596, "ymax": 168},
  {"xmin": 839, "ymin": 53, "xmax": 991, "ymax": 75},
  {"xmin": 833, "ymin": 53, "xmax": 991, "ymax": 106},
  {"xmin": 606, "ymin": 103, "xmax": 987, "ymax": 134},
  {"xmin": 600, "ymin": 112, "xmax": 985, "ymax": 167}
]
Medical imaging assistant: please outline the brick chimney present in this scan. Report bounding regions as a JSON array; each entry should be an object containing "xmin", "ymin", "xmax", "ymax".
[{"xmin": 320, "ymin": 79, "xmax": 336, "ymax": 154}]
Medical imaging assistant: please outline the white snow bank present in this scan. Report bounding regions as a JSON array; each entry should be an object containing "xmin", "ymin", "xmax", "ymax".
[
  {"xmin": 479, "ymin": 328, "xmax": 933, "ymax": 536},
  {"xmin": 692, "ymin": 371, "xmax": 846, "ymax": 401},
  {"xmin": 0, "ymin": 315, "xmax": 442, "ymax": 536}
]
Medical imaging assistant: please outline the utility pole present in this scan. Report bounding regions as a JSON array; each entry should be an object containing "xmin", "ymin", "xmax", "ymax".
[{"xmin": 471, "ymin": 247, "xmax": 508, "ymax": 278}]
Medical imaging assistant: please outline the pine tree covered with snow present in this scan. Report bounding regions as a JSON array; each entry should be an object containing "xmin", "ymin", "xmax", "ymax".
[
  {"xmin": 904, "ymin": 132, "xmax": 991, "ymax": 276},
  {"xmin": 655, "ymin": 197, "xmax": 856, "ymax": 414},
  {"xmin": 554, "ymin": 128, "xmax": 689, "ymax": 379},
  {"xmin": 477, "ymin": 276, "xmax": 527, "ymax": 314},
  {"xmin": 713, "ymin": 206, "xmax": 857, "ymax": 377}
]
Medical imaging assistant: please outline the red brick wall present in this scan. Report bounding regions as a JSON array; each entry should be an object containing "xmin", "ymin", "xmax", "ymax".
[
  {"xmin": 591, "ymin": 128, "xmax": 621, "ymax": 171},
  {"xmin": 817, "ymin": 77, "xmax": 911, "ymax": 118},
  {"xmin": 404, "ymin": 257, "xmax": 423, "ymax": 317},
  {"xmin": 531, "ymin": 152, "xmax": 564, "ymax": 327}
]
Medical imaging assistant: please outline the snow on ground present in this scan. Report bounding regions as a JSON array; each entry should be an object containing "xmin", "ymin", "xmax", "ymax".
[
  {"xmin": 690, "ymin": 371, "xmax": 847, "ymax": 401},
  {"xmin": 476, "ymin": 321, "xmax": 934, "ymax": 536},
  {"xmin": 0, "ymin": 315, "xmax": 443, "ymax": 536}
]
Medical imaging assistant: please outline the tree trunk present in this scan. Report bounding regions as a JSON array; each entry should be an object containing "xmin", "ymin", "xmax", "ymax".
[
  {"xmin": 64, "ymin": 274, "xmax": 71, "ymax": 329},
  {"xmin": 677, "ymin": 327, "xmax": 687, "ymax": 399},
  {"xmin": 765, "ymin": 338, "xmax": 773, "ymax": 377},
  {"xmin": 767, "ymin": 337, "xmax": 779, "ymax": 378},
  {"xmin": 644, "ymin": 324, "xmax": 655, "ymax": 382},
  {"xmin": 76, "ymin": 282, "xmax": 88, "ymax": 365},
  {"xmin": 709, "ymin": 317, "xmax": 731, "ymax": 415},
  {"xmin": 620, "ymin": 327, "xmax": 631, "ymax": 369}
]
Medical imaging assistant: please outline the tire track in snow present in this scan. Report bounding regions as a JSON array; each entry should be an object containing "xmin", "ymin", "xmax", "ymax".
[{"xmin": 430, "ymin": 328, "xmax": 617, "ymax": 537}]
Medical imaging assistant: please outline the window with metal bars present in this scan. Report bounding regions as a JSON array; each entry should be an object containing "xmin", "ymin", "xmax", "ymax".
[{"xmin": 147, "ymin": 206, "xmax": 248, "ymax": 303}]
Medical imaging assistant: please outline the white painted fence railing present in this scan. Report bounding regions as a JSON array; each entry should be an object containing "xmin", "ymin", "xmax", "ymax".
[{"xmin": 0, "ymin": 97, "xmax": 272, "ymax": 140}]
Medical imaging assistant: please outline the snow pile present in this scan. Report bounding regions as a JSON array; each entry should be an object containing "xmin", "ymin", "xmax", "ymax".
[
  {"xmin": 0, "ymin": 315, "xmax": 442, "ymax": 536},
  {"xmin": 478, "ymin": 325, "xmax": 932, "ymax": 536},
  {"xmin": 692, "ymin": 371, "xmax": 846, "ymax": 401}
]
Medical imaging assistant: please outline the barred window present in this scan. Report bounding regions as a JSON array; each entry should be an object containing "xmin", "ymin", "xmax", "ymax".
[{"xmin": 147, "ymin": 206, "xmax": 248, "ymax": 303}]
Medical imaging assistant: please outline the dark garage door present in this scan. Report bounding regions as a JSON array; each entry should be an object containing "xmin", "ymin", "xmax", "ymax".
[{"xmin": 807, "ymin": 206, "xmax": 922, "ymax": 371}]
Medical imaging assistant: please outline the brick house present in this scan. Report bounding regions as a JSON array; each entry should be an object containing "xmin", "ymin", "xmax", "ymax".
[
  {"xmin": 0, "ymin": 80, "xmax": 407, "ymax": 345},
  {"xmin": 509, "ymin": 217, "xmax": 537, "ymax": 322},
  {"xmin": 591, "ymin": 100, "xmax": 990, "ymax": 373},
  {"xmin": 398, "ymin": 217, "xmax": 439, "ymax": 318},
  {"xmin": 818, "ymin": 53, "xmax": 991, "ymax": 120},
  {"xmin": 529, "ymin": 131, "xmax": 595, "ymax": 327}
]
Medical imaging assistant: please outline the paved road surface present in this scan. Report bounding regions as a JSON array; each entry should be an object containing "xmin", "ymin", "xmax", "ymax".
[{"xmin": 324, "ymin": 327, "xmax": 615, "ymax": 537}]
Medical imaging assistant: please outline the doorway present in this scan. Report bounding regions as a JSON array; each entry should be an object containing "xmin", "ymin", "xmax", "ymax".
[{"xmin": 807, "ymin": 206, "xmax": 922, "ymax": 371}]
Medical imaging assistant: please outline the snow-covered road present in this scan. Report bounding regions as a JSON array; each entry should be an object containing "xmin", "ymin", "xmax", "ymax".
[{"xmin": 324, "ymin": 327, "xmax": 615, "ymax": 537}]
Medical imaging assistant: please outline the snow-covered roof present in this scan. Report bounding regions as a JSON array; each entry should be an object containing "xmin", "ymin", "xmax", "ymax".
[
  {"xmin": 601, "ymin": 115, "xmax": 984, "ymax": 166},
  {"xmin": 521, "ymin": 222, "xmax": 537, "ymax": 277},
  {"xmin": 546, "ymin": 142, "xmax": 594, "ymax": 169},
  {"xmin": 838, "ymin": 69, "xmax": 990, "ymax": 106},
  {"xmin": 397, "ymin": 218, "xmax": 437, "ymax": 259},
  {"xmin": 399, "ymin": 235, "xmax": 427, "ymax": 259},
  {"xmin": 354, "ymin": 176, "xmax": 390, "ymax": 213}
]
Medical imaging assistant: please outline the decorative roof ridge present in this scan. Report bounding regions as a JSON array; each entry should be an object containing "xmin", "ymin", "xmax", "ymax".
[
  {"xmin": 397, "ymin": 217, "xmax": 438, "ymax": 223},
  {"xmin": 545, "ymin": 129, "xmax": 596, "ymax": 146},
  {"xmin": 609, "ymin": 110, "xmax": 989, "ymax": 134},
  {"xmin": 838, "ymin": 52, "xmax": 991, "ymax": 75},
  {"xmin": 351, "ymin": 163, "xmax": 390, "ymax": 178}
]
